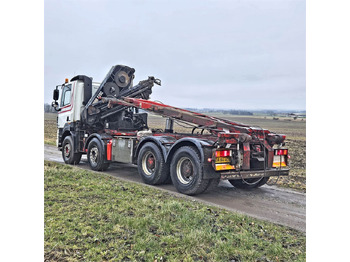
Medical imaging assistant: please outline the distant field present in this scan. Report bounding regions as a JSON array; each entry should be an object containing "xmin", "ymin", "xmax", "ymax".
[
  {"xmin": 44, "ymin": 112, "xmax": 306, "ymax": 191},
  {"xmin": 44, "ymin": 113, "xmax": 57, "ymax": 146},
  {"xmin": 208, "ymin": 114, "xmax": 306, "ymax": 141}
]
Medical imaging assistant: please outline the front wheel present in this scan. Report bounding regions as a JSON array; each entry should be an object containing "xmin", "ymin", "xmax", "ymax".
[
  {"xmin": 62, "ymin": 136, "xmax": 82, "ymax": 165},
  {"xmin": 87, "ymin": 138, "xmax": 110, "ymax": 171},
  {"xmin": 228, "ymin": 177, "xmax": 269, "ymax": 189},
  {"xmin": 170, "ymin": 146, "xmax": 209, "ymax": 195}
]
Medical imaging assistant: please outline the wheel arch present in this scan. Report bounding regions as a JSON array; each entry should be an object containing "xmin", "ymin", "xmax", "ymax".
[
  {"xmin": 60, "ymin": 123, "xmax": 78, "ymax": 152},
  {"xmin": 60, "ymin": 123, "xmax": 73, "ymax": 146},
  {"xmin": 61, "ymin": 130, "xmax": 72, "ymax": 144},
  {"xmin": 134, "ymin": 136, "xmax": 172, "ymax": 164},
  {"xmin": 85, "ymin": 133, "xmax": 112, "ymax": 148},
  {"xmin": 85, "ymin": 133, "xmax": 102, "ymax": 150},
  {"xmin": 165, "ymin": 138, "xmax": 212, "ymax": 165},
  {"xmin": 85, "ymin": 133, "xmax": 112, "ymax": 160}
]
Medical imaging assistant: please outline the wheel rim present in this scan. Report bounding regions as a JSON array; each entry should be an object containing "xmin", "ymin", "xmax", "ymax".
[
  {"xmin": 142, "ymin": 151, "xmax": 156, "ymax": 176},
  {"xmin": 89, "ymin": 146, "xmax": 99, "ymax": 165},
  {"xmin": 63, "ymin": 143, "xmax": 71, "ymax": 159},
  {"xmin": 176, "ymin": 157, "xmax": 194, "ymax": 185}
]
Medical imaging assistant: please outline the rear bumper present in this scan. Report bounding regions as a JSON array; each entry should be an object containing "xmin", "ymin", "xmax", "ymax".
[{"xmin": 220, "ymin": 168, "xmax": 290, "ymax": 180}]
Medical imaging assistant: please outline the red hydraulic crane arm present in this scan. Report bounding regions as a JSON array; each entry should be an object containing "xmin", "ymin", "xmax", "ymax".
[
  {"xmin": 100, "ymin": 96, "xmax": 286, "ymax": 147},
  {"xmin": 106, "ymin": 97, "xmax": 259, "ymax": 135}
]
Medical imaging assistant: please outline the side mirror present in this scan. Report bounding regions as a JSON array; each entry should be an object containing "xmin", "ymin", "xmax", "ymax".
[
  {"xmin": 53, "ymin": 89, "xmax": 59, "ymax": 101},
  {"xmin": 51, "ymin": 101, "xmax": 61, "ymax": 111},
  {"xmin": 51, "ymin": 101, "xmax": 58, "ymax": 108}
]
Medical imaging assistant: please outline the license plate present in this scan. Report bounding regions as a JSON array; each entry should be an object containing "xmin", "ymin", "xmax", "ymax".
[
  {"xmin": 215, "ymin": 157, "xmax": 231, "ymax": 163},
  {"xmin": 215, "ymin": 164, "xmax": 235, "ymax": 171}
]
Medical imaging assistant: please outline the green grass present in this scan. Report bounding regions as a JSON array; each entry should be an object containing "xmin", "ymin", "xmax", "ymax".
[{"xmin": 45, "ymin": 161, "xmax": 305, "ymax": 261}]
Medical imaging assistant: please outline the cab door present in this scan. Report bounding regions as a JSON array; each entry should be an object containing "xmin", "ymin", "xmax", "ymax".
[{"xmin": 57, "ymin": 82, "xmax": 75, "ymax": 128}]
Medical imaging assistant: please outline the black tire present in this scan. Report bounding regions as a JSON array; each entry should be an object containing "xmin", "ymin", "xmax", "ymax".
[
  {"xmin": 170, "ymin": 146, "xmax": 209, "ymax": 195},
  {"xmin": 137, "ymin": 142, "xmax": 170, "ymax": 185},
  {"xmin": 87, "ymin": 138, "xmax": 110, "ymax": 171},
  {"xmin": 62, "ymin": 136, "xmax": 82, "ymax": 165},
  {"xmin": 228, "ymin": 177, "xmax": 269, "ymax": 189}
]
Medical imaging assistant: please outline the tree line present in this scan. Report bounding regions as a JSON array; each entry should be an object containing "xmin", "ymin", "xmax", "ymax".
[
  {"xmin": 44, "ymin": 103, "xmax": 57, "ymax": 113},
  {"xmin": 185, "ymin": 108, "xmax": 253, "ymax": 115}
]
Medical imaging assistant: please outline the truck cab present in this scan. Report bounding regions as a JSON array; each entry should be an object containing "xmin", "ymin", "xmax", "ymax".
[{"xmin": 53, "ymin": 77, "xmax": 100, "ymax": 129}]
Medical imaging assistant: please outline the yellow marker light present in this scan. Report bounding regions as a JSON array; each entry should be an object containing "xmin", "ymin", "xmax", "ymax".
[
  {"xmin": 65, "ymin": 78, "xmax": 69, "ymax": 83},
  {"xmin": 272, "ymin": 162, "xmax": 287, "ymax": 167},
  {"xmin": 272, "ymin": 156, "xmax": 287, "ymax": 167}
]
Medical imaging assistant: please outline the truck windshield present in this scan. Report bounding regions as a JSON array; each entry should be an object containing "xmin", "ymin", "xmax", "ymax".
[{"xmin": 61, "ymin": 84, "xmax": 72, "ymax": 106}]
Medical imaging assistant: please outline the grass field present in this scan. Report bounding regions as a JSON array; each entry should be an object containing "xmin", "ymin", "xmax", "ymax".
[
  {"xmin": 44, "ymin": 112, "xmax": 306, "ymax": 191},
  {"xmin": 44, "ymin": 113, "xmax": 57, "ymax": 146},
  {"xmin": 45, "ymin": 161, "xmax": 306, "ymax": 261}
]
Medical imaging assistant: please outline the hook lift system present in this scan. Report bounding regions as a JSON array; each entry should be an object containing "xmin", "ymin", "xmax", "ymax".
[{"xmin": 52, "ymin": 65, "xmax": 289, "ymax": 195}]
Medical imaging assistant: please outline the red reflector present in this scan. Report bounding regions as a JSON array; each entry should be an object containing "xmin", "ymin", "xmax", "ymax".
[
  {"xmin": 215, "ymin": 150, "xmax": 231, "ymax": 157},
  {"xmin": 275, "ymin": 149, "xmax": 288, "ymax": 155}
]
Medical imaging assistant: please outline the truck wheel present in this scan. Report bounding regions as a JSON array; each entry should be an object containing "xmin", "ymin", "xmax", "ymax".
[
  {"xmin": 229, "ymin": 177, "xmax": 269, "ymax": 189},
  {"xmin": 62, "ymin": 136, "xmax": 82, "ymax": 165},
  {"xmin": 87, "ymin": 138, "xmax": 110, "ymax": 171},
  {"xmin": 137, "ymin": 142, "xmax": 169, "ymax": 185},
  {"xmin": 170, "ymin": 146, "xmax": 209, "ymax": 195}
]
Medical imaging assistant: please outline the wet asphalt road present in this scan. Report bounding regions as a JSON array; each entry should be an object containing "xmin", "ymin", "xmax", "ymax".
[{"xmin": 44, "ymin": 144, "xmax": 306, "ymax": 232}]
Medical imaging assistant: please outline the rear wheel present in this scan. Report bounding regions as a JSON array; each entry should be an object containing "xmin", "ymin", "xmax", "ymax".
[
  {"xmin": 87, "ymin": 138, "xmax": 110, "ymax": 171},
  {"xmin": 137, "ymin": 142, "xmax": 169, "ymax": 185},
  {"xmin": 170, "ymin": 146, "xmax": 209, "ymax": 195},
  {"xmin": 229, "ymin": 177, "xmax": 269, "ymax": 189},
  {"xmin": 62, "ymin": 136, "xmax": 82, "ymax": 165}
]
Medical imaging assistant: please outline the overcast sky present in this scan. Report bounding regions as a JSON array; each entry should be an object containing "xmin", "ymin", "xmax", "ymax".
[{"xmin": 44, "ymin": 0, "xmax": 305, "ymax": 110}]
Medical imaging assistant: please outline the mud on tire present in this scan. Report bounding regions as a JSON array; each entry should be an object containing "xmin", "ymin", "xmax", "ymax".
[
  {"xmin": 137, "ymin": 142, "xmax": 170, "ymax": 185},
  {"xmin": 170, "ymin": 146, "xmax": 209, "ymax": 195},
  {"xmin": 62, "ymin": 136, "xmax": 82, "ymax": 165},
  {"xmin": 87, "ymin": 138, "xmax": 110, "ymax": 171}
]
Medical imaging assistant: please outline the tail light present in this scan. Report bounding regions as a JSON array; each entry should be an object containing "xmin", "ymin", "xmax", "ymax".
[
  {"xmin": 274, "ymin": 149, "xmax": 288, "ymax": 156},
  {"xmin": 273, "ymin": 148, "xmax": 288, "ymax": 168},
  {"xmin": 215, "ymin": 150, "xmax": 231, "ymax": 157}
]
